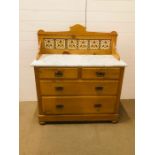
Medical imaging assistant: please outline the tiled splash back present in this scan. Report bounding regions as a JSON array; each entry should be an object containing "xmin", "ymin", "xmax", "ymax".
[{"xmin": 44, "ymin": 39, "xmax": 111, "ymax": 50}]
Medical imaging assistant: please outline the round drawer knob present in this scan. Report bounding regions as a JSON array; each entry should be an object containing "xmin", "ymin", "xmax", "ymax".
[
  {"xmin": 56, "ymin": 104, "xmax": 64, "ymax": 109},
  {"xmin": 94, "ymin": 103, "xmax": 102, "ymax": 108},
  {"xmin": 55, "ymin": 70, "xmax": 63, "ymax": 77},
  {"xmin": 96, "ymin": 71, "xmax": 105, "ymax": 77},
  {"xmin": 95, "ymin": 86, "xmax": 104, "ymax": 91},
  {"xmin": 55, "ymin": 86, "xmax": 64, "ymax": 91}
]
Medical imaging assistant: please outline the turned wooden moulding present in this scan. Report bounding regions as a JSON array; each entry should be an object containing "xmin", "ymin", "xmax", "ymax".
[{"xmin": 36, "ymin": 24, "xmax": 120, "ymax": 60}]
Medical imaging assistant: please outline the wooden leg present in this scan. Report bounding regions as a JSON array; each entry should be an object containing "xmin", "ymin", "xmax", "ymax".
[{"xmin": 39, "ymin": 121, "xmax": 46, "ymax": 125}]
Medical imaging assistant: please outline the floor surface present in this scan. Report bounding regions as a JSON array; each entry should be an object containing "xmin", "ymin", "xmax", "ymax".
[{"xmin": 20, "ymin": 100, "xmax": 134, "ymax": 155}]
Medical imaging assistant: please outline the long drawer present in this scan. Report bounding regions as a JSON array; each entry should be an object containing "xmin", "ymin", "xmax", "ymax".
[
  {"xmin": 40, "ymin": 80, "xmax": 119, "ymax": 96},
  {"xmin": 41, "ymin": 96, "xmax": 117, "ymax": 114}
]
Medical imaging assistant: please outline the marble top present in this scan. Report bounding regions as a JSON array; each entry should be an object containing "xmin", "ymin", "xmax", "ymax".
[{"xmin": 31, "ymin": 54, "xmax": 126, "ymax": 67}]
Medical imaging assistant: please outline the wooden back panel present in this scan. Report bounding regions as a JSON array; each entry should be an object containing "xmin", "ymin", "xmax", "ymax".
[{"xmin": 37, "ymin": 24, "xmax": 120, "ymax": 59}]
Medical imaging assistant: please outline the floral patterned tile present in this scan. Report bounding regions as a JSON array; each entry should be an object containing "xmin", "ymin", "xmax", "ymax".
[
  {"xmin": 44, "ymin": 39, "xmax": 54, "ymax": 49},
  {"xmin": 78, "ymin": 40, "xmax": 88, "ymax": 50},
  {"xmin": 89, "ymin": 40, "xmax": 100, "ymax": 49},
  {"xmin": 55, "ymin": 39, "xmax": 66, "ymax": 49},
  {"xmin": 44, "ymin": 39, "xmax": 111, "ymax": 50},
  {"xmin": 100, "ymin": 40, "xmax": 111, "ymax": 50},
  {"xmin": 67, "ymin": 39, "xmax": 77, "ymax": 49}
]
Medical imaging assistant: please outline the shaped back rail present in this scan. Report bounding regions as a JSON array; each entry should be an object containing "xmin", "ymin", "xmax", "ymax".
[{"xmin": 36, "ymin": 24, "xmax": 120, "ymax": 60}]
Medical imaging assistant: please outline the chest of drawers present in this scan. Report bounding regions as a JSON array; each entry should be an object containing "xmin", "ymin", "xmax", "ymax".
[{"xmin": 32, "ymin": 24, "xmax": 126, "ymax": 124}]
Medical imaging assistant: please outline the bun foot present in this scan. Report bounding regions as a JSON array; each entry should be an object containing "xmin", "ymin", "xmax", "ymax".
[
  {"xmin": 39, "ymin": 121, "xmax": 46, "ymax": 125},
  {"xmin": 112, "ymin": 120, "xmax": 118, "ymax": 123}
]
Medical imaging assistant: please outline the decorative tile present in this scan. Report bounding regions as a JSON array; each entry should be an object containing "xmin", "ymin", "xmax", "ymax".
[
  {"xmin": 44, "ymin": 39, "xmax": 54, "ymax": 49},
  {"xmin": 55, "ymin": 39, "xmax": 66, "ymax": 49},
  {"xmin": 100, "ymin": 40, "xmax": 111, "ymax": 50},
  {"xmin": 89, "ymin": 40, "xmax": 99, "ymax": 49},
  {"xmin": 44, "ymin": 38, "xmax": 111, "ymax": 50},
  {"xmin": 78, "ymin": 40, "xmax": 88, "ymax": 49},
  {"xmin": 67, "ymin": 39, "xmax": 77, "ymax": 49}
]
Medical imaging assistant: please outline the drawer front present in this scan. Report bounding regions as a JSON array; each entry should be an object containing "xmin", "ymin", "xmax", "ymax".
[
  {"xmin": 38, "ymin": 68, "xmax": 78, "ymax": 79},
  {"xmin": 81, "ymin": 68, "xmax": 120, "ymax": 80},
  {"xmin": 40, "ymin": 80, "xmax": 119, "ymax": 96},
  {"xmin": 41, "ymin": 96, "xmax": 117, "ymax": 114}
]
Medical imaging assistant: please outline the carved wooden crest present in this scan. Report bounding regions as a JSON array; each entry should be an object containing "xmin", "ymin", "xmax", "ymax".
[{"xmin": 70, "ymin": 24, "xmax": 86, "ymax": 32}]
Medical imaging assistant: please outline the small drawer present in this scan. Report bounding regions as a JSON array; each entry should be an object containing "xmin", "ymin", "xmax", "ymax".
[
  {"xmin": 38, "ymin": 68, "xmax": 78, "ymax": 79},
  {"xmin": 40, "ymin": 80, "xmax": 119, "ymax": 96},
  {"xmin": 41, "ymin": 96, "xmax": 117, "ymax": 114},
  {"xmin": 81, "ymin": 68, "xmax": 120, "ymax": 80}
]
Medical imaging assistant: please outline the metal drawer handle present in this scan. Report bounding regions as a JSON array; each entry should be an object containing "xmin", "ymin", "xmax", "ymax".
[
  {"xmin": 55, "ymin": 86, "xmax": 64, "ymax": 91},
  {"xmin": 96, "ymin": 71, "xmax": 105, "ymax": 77},
  {"xmin": 94, "ymin": 103, "xmax": 102, "ymax": 108},
  {"xmin": 56, "ymin": 104, "xmax": 64, "ymax": 109},
  {"xmin": 95, "ymin": 86, "xmax": 104, "ymax": 91},
  {"xmin": 54, "ymin": 70, "xmax": 63, "ymax": 77}
]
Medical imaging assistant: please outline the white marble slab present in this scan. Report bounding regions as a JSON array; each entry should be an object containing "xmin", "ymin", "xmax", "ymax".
[{"xmin": 31, "ymin": 54, "xmax": 127, "ymax": 67}]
